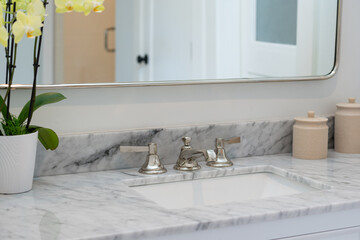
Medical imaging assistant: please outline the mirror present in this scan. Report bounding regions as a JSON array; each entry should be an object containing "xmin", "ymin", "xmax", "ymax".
[{"xmin": 1, "ymin": 0, "xmax": 340, "ymax": 87}]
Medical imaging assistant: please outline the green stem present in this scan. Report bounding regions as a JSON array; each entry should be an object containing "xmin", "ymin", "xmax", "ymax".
[
  {"xmin": 5, "ymin": 1, "xmax": 16, "ymax": 120},
  {"xmin": 3, "ymin": 0, "xmax": 13, "ymax": 120},
  {"xmin": 26, "ymin": 0, "xmax": 48, "ymax": 129},
  {"xmin": 10, "ymin": 44, "xmax": 17, "ymax": 81},
  {"xmin": 6, "ymin": 34, "xmax": 15, "ymax": 119},
  {"xmin": 33, "ymin": 37, "xmax": 38, "ymax": 65}
]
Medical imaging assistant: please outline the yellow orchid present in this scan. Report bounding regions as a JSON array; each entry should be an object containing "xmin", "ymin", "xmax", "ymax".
[
  {"xmin": 55, "ymin": 0, "xmax": 105, "ymax": 15},
  {"xmin": 0, "ymin": 26, "xmax": 8, "ymax": 47},
  {"xmin": 54, "ymin": 0, "xmax": 84, "ymax": 13},
  {"xmin": 27, "ymin": 0, "xmax": 45, "ymax": 18},
  {"xmin": 12, "ymin": 11, "xmax": 42, "ymax": 43},
  {"xmin": 83, "ymin": 0, "xmax": 104, "ymax": 15},
  {"xmin": 92, "ymin": 0, "xmax": 104, "ymax": 12},
  {"xmin": 0, "ymin": 0, "xmax": 31, "ymax": 13},
  {"xmin": 0, "ymin": 5, "xmax": 4, "ymax": 25},
  {"xmin": 0, "ymin": 0, "xmax": 105, "ymax": 149},
  {"xmin": 14, "ymin": 0, "xmax": 31, "ymax": 11},
  {"xmin": 0, "ymin": 0, "xmax": 106, "ymax": 45},
  {"xmin": 0, "ymin": 6, "xmax": 7, "ymax": 47},
  {"xmin": 0, "ymin": 0, "xmax": 44, "ymax": 14}
]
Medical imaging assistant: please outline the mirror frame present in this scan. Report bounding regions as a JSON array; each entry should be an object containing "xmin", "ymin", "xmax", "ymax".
[{"xmin": 0, "ymin": 0, "xmax": 342, "ymax": 90}]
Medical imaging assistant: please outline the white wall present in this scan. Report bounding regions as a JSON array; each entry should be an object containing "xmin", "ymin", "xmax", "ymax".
[{"xmin": 1, "ymin": 0, "xmax": 358, "ymax": 135}]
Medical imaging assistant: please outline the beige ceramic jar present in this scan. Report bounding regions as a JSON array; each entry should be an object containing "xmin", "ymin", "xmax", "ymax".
[
  {"xmin": 293, "ymin": 111, "xmax": 328, "ymax": 160},
  {"xmin": 335, "ymin": 98, "xmax": 360, "ymax": 153}
]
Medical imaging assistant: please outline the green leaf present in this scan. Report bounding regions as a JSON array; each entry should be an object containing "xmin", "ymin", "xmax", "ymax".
[
  {"xmin": 37, "ymin": 127, "xmax": 60, "ymax": 150},
  {"xmin": 0, "ymin": 94, "xmax": 8, "ymax": 120},
  {"xmin": 18, "ymin": 92, "xmax": 66, "ymax": 125},
  {"xmin": 28, "ymin": 125, "xmax": 41, "ymax": 132}
]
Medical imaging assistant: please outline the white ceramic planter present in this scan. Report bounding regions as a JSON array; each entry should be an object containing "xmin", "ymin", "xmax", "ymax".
[{"xmin": 0, "ymin": 132, "xmax": 38, "ymax": 194}]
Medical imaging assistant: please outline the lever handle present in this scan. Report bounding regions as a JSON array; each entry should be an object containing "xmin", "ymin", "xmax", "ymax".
[
  {"xmin": 225, "ymin": 137, "xmax": 241, "ymax": 145},
  {"xmin": 120, "ymin": 146, "xmax": 148, "ymax": 153},
  {"xmin": 120, "ymin": 143, "xmax": 157, "ymax": 154},
  {"xmin": 216, "ymin": 137, "xmax": 241, "ymax": 149}
]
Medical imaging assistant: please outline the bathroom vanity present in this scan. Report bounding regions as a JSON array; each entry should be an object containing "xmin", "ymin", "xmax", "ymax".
[
  {"xmin": 1, "ymin": 150, "xmax": 360, "ymax": 240},
  {"xmin": 0, "ymin": 0, "xmax": 352, "ymax": 239}
]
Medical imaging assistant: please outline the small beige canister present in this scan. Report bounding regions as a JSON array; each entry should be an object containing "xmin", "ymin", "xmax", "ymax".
[
  {"xmin": 293, "ymin": 111, "xmax": 328, "ymax": 160},
  {"xmin": 335, "ymin": 98, "xmax": 360, "ymax": 153}
]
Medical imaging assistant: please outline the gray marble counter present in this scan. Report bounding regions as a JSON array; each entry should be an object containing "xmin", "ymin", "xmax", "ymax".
[{"xmin": 1, "ymin": 150, "xmax": 360, "ymax": 240}]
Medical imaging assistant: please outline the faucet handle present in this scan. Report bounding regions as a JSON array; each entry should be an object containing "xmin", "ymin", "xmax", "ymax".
[
  {"xmin": 216, "ymin": 137, "xmax": 241, "ymax": 148},
  {"xmin": 120, "ymin": 145, "xmax": 150, "ymax": 153},
  {"xmin": 120, "ymin": 143, "xmax": 167, "ymax": 175},
  {"xmin": 207, "ymin": 137, "xmax": 241, "ymax": 168},
  {"xmin": 225, "ymin": 137, "xmax": 241, "ymax": 144}
]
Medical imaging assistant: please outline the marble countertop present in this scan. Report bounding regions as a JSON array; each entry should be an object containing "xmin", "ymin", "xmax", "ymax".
[{"xmin": 1, "ymin": 150, "xmax": 360, "ymax": 240}]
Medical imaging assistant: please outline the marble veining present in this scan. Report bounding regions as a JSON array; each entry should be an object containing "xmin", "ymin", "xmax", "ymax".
[
  {"xmin": 35, "ymin": 117, "xmax": 334, "ymax": 177},
  {"xmin": 1, "ymin": 150, "xmax": 360, "ymax": 240}
]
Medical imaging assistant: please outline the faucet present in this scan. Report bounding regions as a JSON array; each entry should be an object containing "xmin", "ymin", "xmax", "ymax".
[
  {"xmin": 174, "ymin": 136, "xmax": 241, "ymax": 171},
  {"xmin": 174, "ymin": 137, "xmax": 214, "ymax": 171},
  {"xmin": 207, "ymin": 137, "xmax": 241, "ymax": 167},
  {"xmin": 120, "ymin": 143, "xmax": 167, "ymax": 174}
]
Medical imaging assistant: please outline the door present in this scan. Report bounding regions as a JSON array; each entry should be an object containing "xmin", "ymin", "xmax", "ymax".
[
  {"xmin": 116, "ymin": 0, "xmax": 195, "ymax": 82},
  {"xmin": 242, "ymin": 0, "xmax": 315, "ymax": 78},
  {"xmin": 58, "ymin": 0, "xmax": 116, "ymax": 84}
]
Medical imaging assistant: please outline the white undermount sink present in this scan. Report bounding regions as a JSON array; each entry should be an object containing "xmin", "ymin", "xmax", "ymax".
[{"xmin": 131, "ymin": 172, "xmax": 318, "ymax": 209}]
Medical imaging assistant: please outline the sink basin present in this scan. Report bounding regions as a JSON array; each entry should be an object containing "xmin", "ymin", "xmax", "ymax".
[{"xmin": 131, "ymin": 172, "xmax": 318, "ymax": 209}]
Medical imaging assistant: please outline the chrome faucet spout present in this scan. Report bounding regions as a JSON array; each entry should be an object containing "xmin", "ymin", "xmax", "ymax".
[
  {"xmin": 173, "ymin": 137, "xmax": 225, "ymax": 171},
  {"xmin": 179, "ymin": 149, "xmax": 206, "ymax": 161},
  {"xmin": 174, "ymin": 137, "xmax": 203, "ymax": 171}
]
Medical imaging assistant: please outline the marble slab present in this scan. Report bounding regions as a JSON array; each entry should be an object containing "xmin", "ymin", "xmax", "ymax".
[
  {"xmin": 1, "ymin": 151, "xmax": 360, "ymax": 240},
  {"xmin": 35, "ymin": 117, "xmax": 334, "ymax": 177}
]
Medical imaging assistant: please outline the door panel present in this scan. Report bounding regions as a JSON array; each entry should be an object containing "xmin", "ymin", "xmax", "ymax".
[
  {"xmin": 61, "ymin": 0, "xmax": 115, "ymax": 83},
  {"xmin": 243, "ymin": 0, "xmax": 314, "ymax": 78}
]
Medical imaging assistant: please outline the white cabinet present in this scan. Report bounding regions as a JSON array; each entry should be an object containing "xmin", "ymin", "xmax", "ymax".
[
  {"xmin": 282, "ymin": 226, "xmax": 360, "ymax": 240},
  {"xmin": 147, "ymin": 208, "xmax": 360, "ymax": 240}
]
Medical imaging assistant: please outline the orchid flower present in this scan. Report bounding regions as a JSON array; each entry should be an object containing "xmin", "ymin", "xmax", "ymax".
[
  {"xmin": 14, "ymin": 0, "xmax": 32, "ymax": 11},
  {"xmin": 55, "ymin": 0, "xmax": 105, "ymax": 15},
  {"xmin": 12, "ymin": 11, "xmax": 42, "ymax": 43},
  {"xmin": 83, "ymin": 0, "xmax": 104, "ymax": 15},
  {"xmin": 0, "ymin": 6, "xmax": 7, "ymax": 47},
  {"xmin": 27, "ymin": 0, "xmax": 46, "ymax": 19},
  {"xmin": 54, "ymin": 0, "xmax": 84, "ymax": 13},
  {"xmin": 0, "ymin": 26, "xmax": 8, "ymax": 47}
]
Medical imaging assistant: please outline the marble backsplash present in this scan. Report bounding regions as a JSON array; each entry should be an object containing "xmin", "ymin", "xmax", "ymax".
[{"xmin": 34, "ymin": 117, "xmax": 334, "ymax": 177}]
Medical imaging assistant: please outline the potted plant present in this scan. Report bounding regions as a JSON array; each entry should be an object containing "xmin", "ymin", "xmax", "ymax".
[{"xmin": 0, "ymin": 0, "xmax": 105, "ymax": 194}]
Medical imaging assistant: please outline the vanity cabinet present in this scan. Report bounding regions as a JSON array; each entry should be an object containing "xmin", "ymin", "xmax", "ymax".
[
  {"xmin": 147, "ymin": 209, "xmax": 360, "ymax": 240},
  {"xmin": 283, "ymin": 226, "xmax": 360, "ymax": 240}
]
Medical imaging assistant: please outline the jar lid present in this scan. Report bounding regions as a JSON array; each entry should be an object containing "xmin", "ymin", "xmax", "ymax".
[
  {"xmin": 294, "ymin": 111, "xmax": 328, "ymax": 123},
  {"xmin": 336, "ymin": 98, "xmax": 360, "ymax": 109}
]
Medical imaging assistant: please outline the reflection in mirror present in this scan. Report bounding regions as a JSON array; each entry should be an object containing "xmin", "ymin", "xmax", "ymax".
[{"xmin": 6, "ymin": 0, "xmax": 339, "ymax": 85}]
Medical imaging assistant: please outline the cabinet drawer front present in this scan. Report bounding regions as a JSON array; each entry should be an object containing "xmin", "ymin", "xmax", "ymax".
[{"xmin": 280, "ymin": 226, "xmax": 360, "ymax": 240}]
